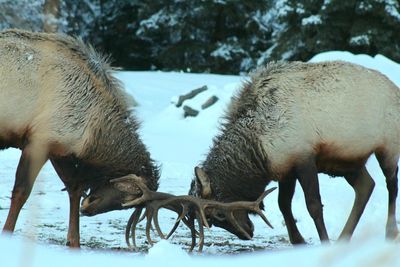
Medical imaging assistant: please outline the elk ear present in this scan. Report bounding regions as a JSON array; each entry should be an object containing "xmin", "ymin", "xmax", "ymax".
[
  {"xmin": 194, "ymin": 166, "xmax": 212, "ymax": 198},
  {"xmin": 111, "ymin": 174, "xmax": 142, "ymax": 195}
]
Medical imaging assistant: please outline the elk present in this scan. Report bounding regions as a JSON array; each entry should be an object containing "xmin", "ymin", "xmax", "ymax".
[
  {"xmin": 0, "ymin": 29, "xmax": 159, "ymax": 248},
  {"xmin": 114, "ymin": 61, "xmax": 400, "ymax": 248},
  {"xmin": 187, "ymin": 60, "xmax": 400, "ymax": 243}
]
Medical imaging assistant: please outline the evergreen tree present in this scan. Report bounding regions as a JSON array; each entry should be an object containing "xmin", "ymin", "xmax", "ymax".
[
  {"xmin": 265, "ymin": 0, "xmax": 400, "ymax": 62},
  {"xmin": 65, "ymin": 0, "xmax": 273, "ymax": 73},
  {"xmin": 0, "ymin": 0, "xmax": 399, "ymax": 73},
  {"xmin": 0, "ymin": 0, "xmax": 44, "ymax": 31}
]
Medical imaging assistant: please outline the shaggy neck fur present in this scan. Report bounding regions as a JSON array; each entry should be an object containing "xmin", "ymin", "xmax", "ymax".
[
  {"xmin": 82, "ymin": 108, "xmax": 160, "ymax": 191},
  {"xmin": 202, "ymin": 115, "xmax": 271, "ymax": 203},
  {"xmin": 64, "ymin": 63, "xmax": 160, "ymax": 191},
  {"xmin": 197, "ymin": 65, "xmax": 291, "ymax": 202}
]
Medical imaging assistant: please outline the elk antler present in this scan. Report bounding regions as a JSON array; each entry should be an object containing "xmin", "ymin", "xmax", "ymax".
[{"xmin": 111, "ymin": 174, "xmax": 277, "ymax": 252}]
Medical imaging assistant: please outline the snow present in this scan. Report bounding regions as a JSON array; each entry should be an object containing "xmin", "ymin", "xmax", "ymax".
[
  {"xmin": 137, "ymin": 9, "xmax": 179, "ymax": 35},
  {"xmin": 349, "ymin": 35, "xmax": 370, "ymax": 46},
  {"xmin": 384, "ymin": 0, "xmax": 400, "ymax": 22},
  {"xmin": 2, "ymin": 231, "xmax": 400, "ymax": 267},
  {"xmin": 211, "ymin": 42, "xmax": 245, "ymax": 61},
  {"xmin": 1, "ymin": 51, "xmax": 400, "ymax": 265},
  {"xmin": 274, "ymin": 0, "xmax": 293, "ymax": 18},
  {"xmin": 301, "ymin": 15, "xmax": 322, "ymax": 26}
]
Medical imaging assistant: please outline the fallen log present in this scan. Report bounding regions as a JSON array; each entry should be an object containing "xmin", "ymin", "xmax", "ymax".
[
  {"xmin": 183, "ymin": 105, "xmax": 199, "ymax": 118},
  {"xmin": 176, "ymin": 85, "xmax": 208, "ymax": 107},
  {"xmin": 201, "ymin": 95, "xmax": 219, "ymax": 110}
]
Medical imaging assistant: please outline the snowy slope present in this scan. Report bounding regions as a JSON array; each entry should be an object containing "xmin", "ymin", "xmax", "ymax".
[{"xmin": 1, "ymin": 51, "xmax": 400, "ymax": 265}]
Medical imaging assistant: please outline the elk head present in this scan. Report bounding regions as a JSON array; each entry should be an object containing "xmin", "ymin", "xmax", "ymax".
[
  {"xmin": 80, "ymin": 179, "xmax": 143, "ymax": 216},
  {"xmin": 189, "ymin": 166, "xmax": 270, "ymax": 240},
  {"xmin": 111, "ymin": 173, "xmax": 276, "ymax": 252}
]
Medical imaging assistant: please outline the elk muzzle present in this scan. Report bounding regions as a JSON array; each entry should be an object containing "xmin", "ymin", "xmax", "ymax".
[
  {"xmin": 80, "ymin": 184, "xmax": 127, "ymax": 216},
  {"xmin": 208, "ymin": 209, "xmax": 254, "ymax": 240}
]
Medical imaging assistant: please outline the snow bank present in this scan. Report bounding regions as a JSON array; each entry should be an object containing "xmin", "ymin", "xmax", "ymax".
[{"xmin": 2, "ymin": 233, "xmax": 400, "ymax": 267}]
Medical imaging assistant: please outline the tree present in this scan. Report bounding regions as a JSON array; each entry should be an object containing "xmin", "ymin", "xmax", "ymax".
[
  {"xmin": 73, "ymin": 0, "xmax": 272, "ymax": 73},
  {"xmin": 0, "ymin": 0, "xmax": 44, "ymax": 31},
  {"xmin": 263, "ymin": 0, "xmax": 400, "ymax": 63},
  {"xmin": 1, "ymin": 0, "xmax": 399, "ymax": 73}
]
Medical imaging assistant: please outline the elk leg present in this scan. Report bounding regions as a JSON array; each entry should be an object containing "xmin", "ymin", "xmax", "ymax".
[
  {"xmin": 339, "ymin": 166, "xmax": 375, "ymax": 240},
  {"xmin": 50, "ymin": 159, "xmax": 82, "ymax": 247},
  {"xmin": 66, "ymin": 185, "xmax": 82, "ymax": 247},
  {"xmin": 3, "ymin": 142, "xmax": 48, "ymax": 232},
  {"xmin": 376, "ymin": 152, "xmax": 399, "ymax": 239},
  {"xmin": 295, "ymin": 161, "xmax": 329, "ymax": 243},
  {"xmin": 278, "ymin": 177, "xmax": 306, "ymax": 244}
]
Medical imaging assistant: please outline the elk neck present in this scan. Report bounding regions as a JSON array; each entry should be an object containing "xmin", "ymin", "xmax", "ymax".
[{"xmin": 202, "ymin": 122, "xmax": 271, "ymax": 203}]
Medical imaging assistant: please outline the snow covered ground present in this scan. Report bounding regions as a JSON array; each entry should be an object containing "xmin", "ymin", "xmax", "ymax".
[{"xmin": 1, "ymin": 51, "xmax": 400, "ymax": 266}]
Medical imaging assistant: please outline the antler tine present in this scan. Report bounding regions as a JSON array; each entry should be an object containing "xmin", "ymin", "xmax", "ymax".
[
  {"xmin": 131, "ymin": 208, "xmax": 144, "ymax": 250},
  {"xmin": 125, "ymin": 207, "xmax": 138, "ymax": 248},
  {"xmin": 256, "ymin": 210, "xmax": 274, "ymax": 229},
  {"xmin": 138, "ymin": 210, "xmax": 147, "ymax": 223},
  {"xmin": 152, "ymin": 207, "xmax": 166, "ymax": 239},
  {"xmin": 186, "ymin": 218, "xmax": 197, "ymax": 252},
  {"xmin": 156, "ymin": 198, "xmax": 204, "ymax": 252},
  {"xmin": 125, "ymin": 207, "xmax": 143, "ymax": 250},
  {"xmin": 176, "ymin": 203, "xmax": 189, "ymax": 222},
  {"xmin": 166, "ymin": 203, "xmax": 188, "ymax": 239},
  {"xmin": 145, "ymin": 209, "xmax": 155, "ymax": 245},
  {"xmin": 166, "ymin": 219, "xmax": 181, "ymax": 239},
  {"xmin": 256, "ymin": 187, "xmax": 277, "ymax": 204},
  {"xmin": 253, "ymin": 187, "xmax": 276, "ymax": 229},
  {"xmin": 227, "ymin": 210, "xmax": 252, "ymax": 240},
  {"xmin": 182, "ymin": 217, "xmax": 200, "ymax": 237},
  {"xmin": 195, "ymin": 202, "xmax": 211, "ymax": 229},
  {"xmin": 165, "ymin": 216, "xmax": 200, "ymax": 242},
  {"xmin": 195, "ymin": 211, "xmax": 205, "ymax": 252}
]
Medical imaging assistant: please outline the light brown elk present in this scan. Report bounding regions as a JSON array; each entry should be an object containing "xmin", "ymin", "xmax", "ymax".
[
  {"xmin": 115, "ymin": 61, "xmax": 400, "ymax": 248},
  {"xmin": 188, "ymin": 61, "xmax": 400, "ymax": 243},
  {"xmin": 0, "ymin": 29, "xmax": 159, "ymax": 247}
]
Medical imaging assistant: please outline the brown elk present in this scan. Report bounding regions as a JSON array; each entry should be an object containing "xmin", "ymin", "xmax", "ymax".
[
  {"xmin": 0, "ymin": 29, "xmax": 159, "ymax": 247},
  {"xmin": 187, "ymin": 61, "xmax": 400, "ymax": 243},
  {"xmin": 115, "ymin": 61, "xmax": 399, "ymax": 247}
]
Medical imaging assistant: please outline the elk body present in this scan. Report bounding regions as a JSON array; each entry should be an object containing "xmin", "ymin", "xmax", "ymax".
[
  {"xmin": 0, "ymin": 29, "xmax": 159, "ymax": 247},
  {"xmin": 189, "ymin": 61, "xmax": 400, "ymax": 243}
]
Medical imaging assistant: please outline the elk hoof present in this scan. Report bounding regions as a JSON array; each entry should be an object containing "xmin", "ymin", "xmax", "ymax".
[
  {"xmin": 291, "ymin": 235, "xmax": 306, "ymax": 245},
  {"xmin": 66, "ymin": 239, "xmax": 80, "ymax": 248}
]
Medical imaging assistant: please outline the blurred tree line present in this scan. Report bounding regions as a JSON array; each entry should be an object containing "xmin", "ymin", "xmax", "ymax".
[{"xmin": 0, "ymin": 0, "xmax": 399, "ymax": 74}]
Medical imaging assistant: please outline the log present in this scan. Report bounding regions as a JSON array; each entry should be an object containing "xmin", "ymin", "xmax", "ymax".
[
  {"xmin": 176, "ymin": 85, "xmax": 208, "ymax": 107},
  {"xmin": 201, "ymin": 95, "xmax": 219, "ymax": 110},
  {"xmin": 183, "ymin": 105, "xmax": 199, "ymax": 118}
]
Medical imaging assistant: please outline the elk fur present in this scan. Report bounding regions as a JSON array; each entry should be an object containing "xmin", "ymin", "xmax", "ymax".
[
  {"xmin": 192, "ymin": 60, "xmax": 400, "ymax": 243},
  {"xmin": 0, "ymin": 29, "xmax": 159, "ymax": 247}
]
